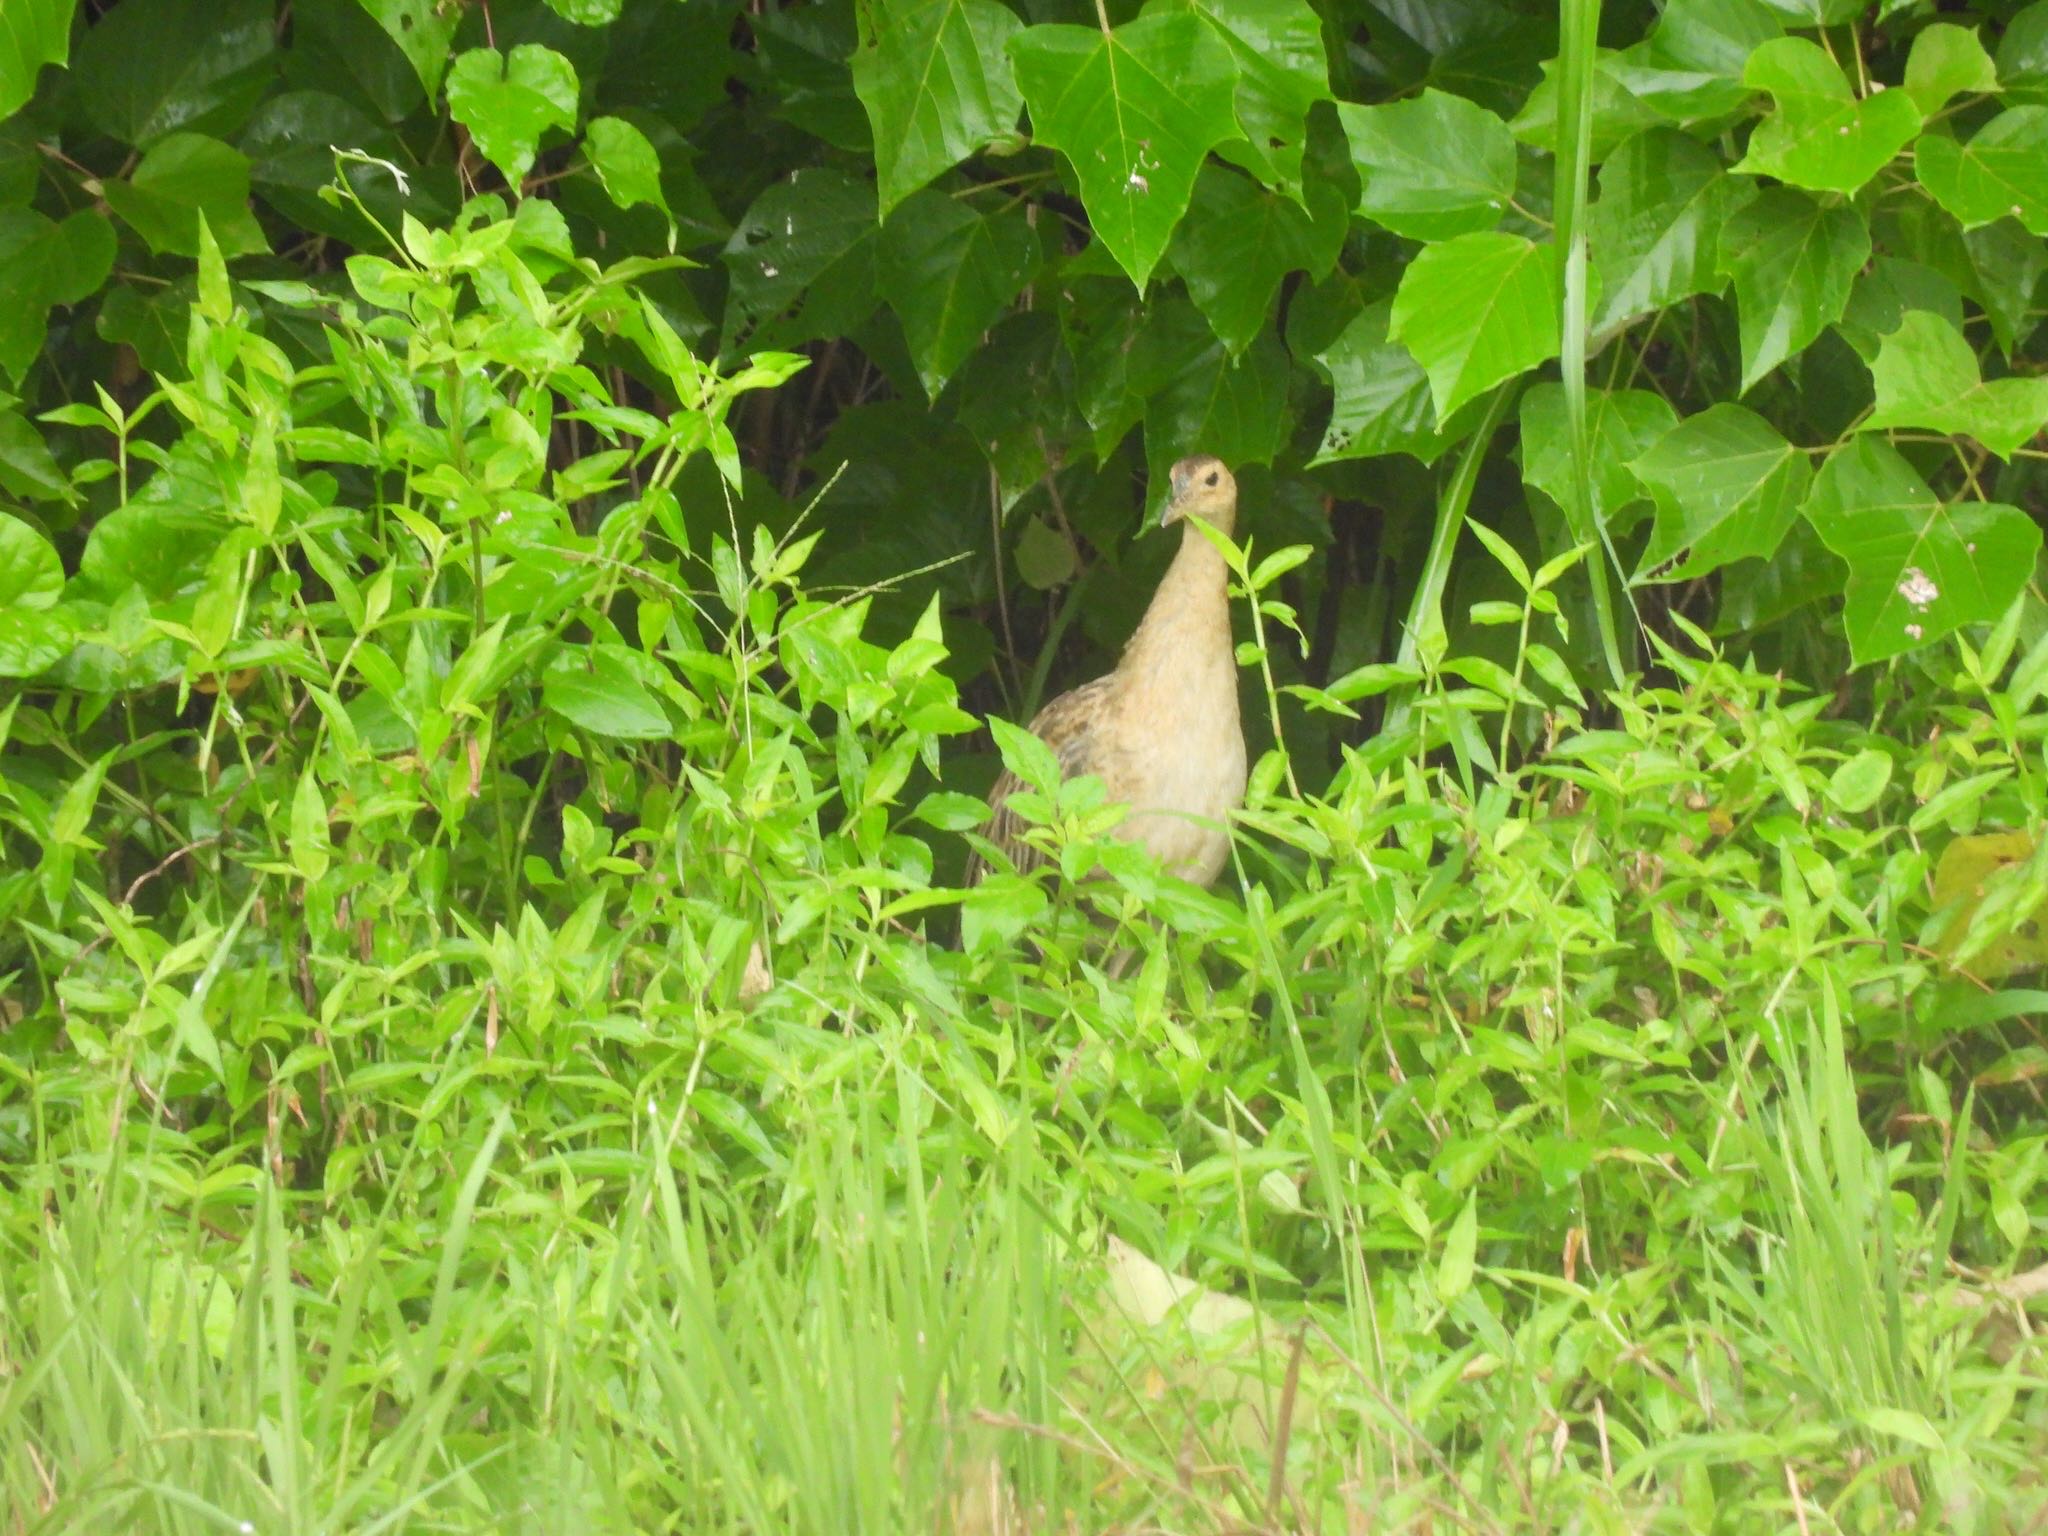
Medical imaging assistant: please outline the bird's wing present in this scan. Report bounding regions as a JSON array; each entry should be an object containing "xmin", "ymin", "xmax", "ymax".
[{"xmin": 967, "ymin": 675, "xmax": 1116, "ymax": 881}]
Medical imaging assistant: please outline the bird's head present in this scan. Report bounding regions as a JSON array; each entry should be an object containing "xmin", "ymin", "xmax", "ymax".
[{"xmin": 1160, "ymin": 454, "xmax": 1236, "ymax": 535}]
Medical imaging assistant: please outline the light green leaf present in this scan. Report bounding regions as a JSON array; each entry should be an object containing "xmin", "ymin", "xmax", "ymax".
[
  {"xmin": 584, "ymin": 116, "xmax": 673, "ymax": 241},
  {"xmin": 291, "ymin": 766, "xmax": 332, "ymax": 883},
  {"xmin": 1338, "ymin": 88, "xmax": 1516, "ymax": 242},
  {"xmin": 1010, "ymin": 13, "xmax": 1243, "ymax": 288},
  {"xmin": 542, "ymin": 645, "xmax": 672, "ymax": 739},
  {"xmin": 1914, "ymin": 106, "xmax": 2048, "ymax": 237},
  {"xmin": 1827, "ymin": 749, "xmax": 1893, "ymax": 814},
  {"xmin": 1904, "ymin": 23, "xmax": 1999, "ymax": 117},
  {"xmin": 1146, "ymin": 0, "xmax": 1331, "ymax": 198},
  {"xmin": 1835, "ymin": 255, "xmax": 1966, "ymax": 363},
  {"xmin": 445, "ymin": 45, "xmax": 581, "ymax": 189},
  {"xmin": 1732, "ymin": 37, "xmax": 1922, "ymax": 194},
  {"xmin": 1168, "ymin": 164, "xmax": 1343, "ymax": 356},
  {"xmin": 1803, "ymin": 436, "xmax": 2040, "ymax": 665},
  {"xmin": 1630, "ymin": 403, "xmax": 1811, "ymax": 582},
  {"xmin": 0, "ymin": 603, "xmax": 74, "ymax": 678},
  {"xmin": 356, "ymin": 0, "xmax": 461, "ymax": 100},
  {"xmin": 1311, "ymin": 300, "xmax": 1459, "ymax": 466},
  {"xmin": 1390, "ymin": 232, "xmax": 1560, "ymax": 423},
  {"xmin": 852, "ymin": 0, "xmax": 1025, "ymax": 214},
  {"xmin": 1717, "ymin": 187, "xmax": 1867, "ymax": 390},
  {"xmin": 0, "ymin": 0, "xmax": 76, "ymax": 119},
  {"xmin": 720, "ymin": 168, "xmax": 879, "ymax": 356},
  {"xmin": 0, "ymin": 517, "xmax": 63, "ymax": 609},
  {"xmin": 1588, "ymin": 128, "xmax": 1737, "ymax": 338},
  {"xmin": 102, "ymin": 132, "xmax": 268, "ymax": 258},
  {"xmin": 1435, "ymin": 1192, "xmax": 1477, "ymax": 1303},
  {"xmin": 0, "ymin": 209, "xmax": 117, "ymax": 384},
  {"xmin": 880, "ymin": 190, "xmax": 1038, "ymax": 399},
  {"xmin": 1519, "ymin": 383, "xmax": 1676, "ymax": 526},
  {"xmin": 1862, "ymin": 310, "xmax": 2048, "ymax": 461},
  {"xmin": 543, "ymin": 0, "xmax": 622, "ymax": 22},
  {"xmin": 2001, "ymin": 3, "xmax": 2048, "ymax": 99}
]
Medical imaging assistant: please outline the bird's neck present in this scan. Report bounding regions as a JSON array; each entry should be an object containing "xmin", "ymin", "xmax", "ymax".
[{"xmin": 1118, "ymin": 520, "xmax": 1234, "ymax": 684}]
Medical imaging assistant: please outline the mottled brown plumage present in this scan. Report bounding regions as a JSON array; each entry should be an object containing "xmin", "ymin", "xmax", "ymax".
[{"xmin": 970, "ymin": 454, "xmax": 1247, "ymax": 887}]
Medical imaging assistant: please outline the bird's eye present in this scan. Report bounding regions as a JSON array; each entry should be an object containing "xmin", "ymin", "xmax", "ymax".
[{"xmin": 1204, "ymin": 470, "xmax": 1219, "ymax": 486}]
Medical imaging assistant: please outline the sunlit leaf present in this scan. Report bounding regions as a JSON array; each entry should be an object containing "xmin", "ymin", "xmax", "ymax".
[
  {"xmin": 1914, "ymin": 106, "xmax": 2048, "ymax": 237},
  {"xmin": 1389, "ymin": 232, "xmax": 1559, "ymax": 423},
  {"xmin": 0, "ymin": 0, "xmax": 75, "ymax": 120},
  {"xmin": 1863, "ymin": 310, "xmax": 2048, "ymax": 460},
  {"xmin": 1903, "ymin": 23, "xmax": 1999, "ymax": 118},
  {"xmin": 1732, "ymin": 37, "xmax": 1921, "ymax": 194},
  {"xmin": 445, "ymin": 45, "xmax": 580, "ymax": 189},
  {"xmin": 1145, "ymin": 0, "xmax": 1331, "ymax": 198}
]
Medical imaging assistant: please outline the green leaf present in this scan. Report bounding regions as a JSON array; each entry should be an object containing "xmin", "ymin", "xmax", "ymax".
[
  {"xmin": 0, "ymin": 406, "xmax": 71, "ymax": 504},
  {"xmin": 1435, "ymin": 1192, "xmax": 1477, "ymax": 1303},
  {"xmin": 1914, "ymin": 107, "xmax": 2048, "ymax": 237},
  {"xmin": 1827, "ymin": 748, "xmax": 1893, "ymax": 814},
  {"xmin": 542, "ymin": 645, "xmax": 672, "ymax": 739},
  {"xmin": 0, "ymin": 209, "xmax": 117, "ymax": 384},
  {"xmin": 1835, "ymin": 255, "xmax": 1966, "ymax": 363},
  {"xmin": 880, "ymin": 191, "xmax": 1037, "ymax": 400},
  {"xmin": 1717, "ymin": 187, "xmax": 1867, "ymax": 390},
  {"xmin": 1168, "ymin": 164, "xmax": 1343, "ymax": 356},
  {"xmin": 720, "ymin": 167, "xmax": 879, "ymax": 357},
  {"xmin": 290, "ymin": 766, "xmax": 332, "ymax": 883},
  {"xmin": 543, "ymin": 0, "xmax": 622, "ymax": 22},
  {"xmin": 1337, "ymin": 88, "xmax": 1516, "ymax": 242},
  {"xmin": 1630, "ymin": 403, "xmax": 1811, "ymax": 582},
  {"xmin": 1862, "ymin": 310, "xmax": 2048, "ymax": 461},
  {"xmin": 2002, "ymin": 2, "xmax": 2048, "ymax": 99},
  {"xmin": 0, "ymin": 517, "xmax": 62, "ymax": 609},
  {"xmin": 1009, "ymin": 13, "xmax": 1240, "ymax": 288},
  {"xmin": 1645, "ymin": 0, "xmax": 1782, "ymax": 90},
  {"xmin": 852, "ymin": 0, "xmax": 1025, "ymax": 215},
  {"xmin": 583, "ymin": 116, "xmax": 672, "ymax": 240},
  {"xmin": 445, "ymin": 45, "xmax": 581, "ymax": 189},
  {"xmin": 1732, "ymin": 37, "xmax": 1922, "ymax": 194},
  {"xmin": 1588, "ymin": 128, "xmax": 1737, "ymax": 338},
  {"xmin": 1803, "ymin": 436, "xmax": 2040, "ymax": 665},
  {"xmin": 1142, "ymin": 311, "xmax": 1292, "ymax": 512},
  {"xmin": 0, "ymin": 0, "xmax": 76, "ymax": 120},
  {"xmin": 1519, "ymin": 383, "xmax": 1676, "ymax": 526},
  {"xmin": 1311, "ymin": 300, "xmax": 1459, "ymax": 466},
  {"xmin": 70, "ymin": 0, "xmax": 273, "ymax": 146},
  {"xmin": 354, "ymin": 0, "xmax": 462, "ymax": 101},
  {"xmin": 1389, "ymin": 232, "xmax": 1560, "ymax": 423},
  {"xmin": 1145, "ymin": 0, "xmax": 1330, "ymax": 198},
  {"xmin": 1904, "ymin": 23, "xmax": 1999, "ymax": 118},
  {"xmin": 102, "ymin": 133, "xmax": 268, "ymax": 258},
  {"xmin": 989, "ymin": 713, "xmax": 1061, "ymax": 791}
]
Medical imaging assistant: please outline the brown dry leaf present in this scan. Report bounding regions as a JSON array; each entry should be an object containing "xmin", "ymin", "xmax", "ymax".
[{"xmin": 739, "ymin": 938, "xmax": 773, "ymax": 1007}]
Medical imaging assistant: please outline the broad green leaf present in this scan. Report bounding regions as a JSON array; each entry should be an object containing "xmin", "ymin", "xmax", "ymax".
[
  {"xmin": 445, "ymin": 45, "xmax": 581, "ymax": 189},
  {"xmin": 583, "ymin": 116, "xmax": 673, "ymax": 241},
  {"xmin": 1010, "ymin": 13, "xmax": 1241, "ymax": 288},
  {"xmin": 1914, "ymin": 107, "xmax": 2048, "ymax": 237},
  {"xmin": 852, "ymin": 0, "xmax": 1025, "ymax": 215},
  {"xmin": 720, "ymin": 168, "xmax": 879, "ymax": 356},
  {"xmin": 1646, "ymin": 0, "xmax": 1782, "ymax": 84},
  {"xmin": 0, "ymin": 517, "xmax": 62, "ymax": 609},
  {"xmin": 0, "ymin": 406, "xmax": 70, "ymax": 504},
  {"xmin": 1519, "ymin": 383, "xmax": 1676, "ymax": 526},
  {"xmin": 1390, "ymin": 233, "xmax": 1560, "ymax": 423},
  {"xmin": 1511, "ymin": 52, "xmax": 1671, "ymax": 160},
  {"xmin": 1588, "ymin": 128, "xmax": 1738, "ymax": 338},
  {"xmin": 1063, "ymin": 276, "xmax": 1150, "ymax": 458},
  {"xmin": 355, "ymin": 0, "xmax": 462, "ymax": 100},
  {"xmin": 0, "ymin": 603, "xmax": 74, "ymax": 677},
  {"xmin": 1998, "ymin": 2, "xmax": 2048, "ymax": 99},
  {"xmin": 70, "ymin": 0, "xmax": 273, "ymax": 146},
  {"xmin": 1732, "ymin": 37, "xmax": 1922, "ymax": 194},
  {"xmin": 1631, "ymin": 403, "xmax": 1810, "ymax": 582},
  {"xmin": 1904, "ymin": 23, "xmax": 1999, "ymax": 117},
  {"xmin": 0, "ymin": 209, "xmax": 117, "ymax": 384},
  {"xmin": 542, "ymin": 645, "xmax": 671, "ymax": 739},
  {"xmin": 1338, "ymin": 89, "xmax": 1516, "ymax": 242},
  {"xmin": 1963, "ymin": 219, "xmax": 2048, "ymax": 356},
  {"xmin": 1835, "ymin": 256, "xmax": 1965, "ymax": 363},
  {"xmin": 1717, "ymin": 187, "xmax": 1867, "ymax": 390},
  {"xmin": 1145, "ymin": 0, "xmax": 1331, "ymax": 198},
  {"xmin": 1827, "ymin": 748, "xmax": 1893, "ymax": 814},
  {"xmin": 0, "ymin": 0, "xmax": 75, "ymax": 119},
  {"xmin": 102, "ymin": 133, "xmax": 268, "ymax": 258},
  {"xmin": 1803, "ymin": 436, "xmax": 2040, "ymax": 665},
  {"xmin": 1142, "ymin": 316, "xmax": 1291, "ymax": 513},
  {"xmin": 1168, "ymin": 164, "xmax": 1343, "ymax": 356},
  {"xmin": 1311, "ymin": 300, "xmax": 1465, "ymax": 466},
  {"xmin": 879, "ymin": 190, "xmax": 1038, "ymax": 399},
  {"xmin": 1862, "ymin": 310, "xmax": 2048, "ymax": 461}
]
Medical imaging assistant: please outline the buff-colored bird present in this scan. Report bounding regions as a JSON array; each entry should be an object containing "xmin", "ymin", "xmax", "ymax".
[{"xmin": 970, "ymin": 454, "xmax": 1247, "ymax": 887}]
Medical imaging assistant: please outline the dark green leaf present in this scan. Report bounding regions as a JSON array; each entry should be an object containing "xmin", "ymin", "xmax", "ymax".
[
  {"xmin": 1147, "ymin": 0, "xmax": 1331, "ymax": 198},
  {"xmin": 1168, "ymin": 164, "xmax": 1343, "ymax": 356},
  {"xmin": 1836, "ymin": 256, "xmax": 1965, "ymax": 363},
  {"xmin": 1717, "ymin": 187, "xmax": 1867, "ymax": 390},
  {"xmin": 1997, "ymin": 1, "xmax": 2048, "ymax": 100},
  {"xmin": 720, "ymin": 168, "xmax": 879, "ymax": 357},
  {"xmin": 1588, "ymin": 128, "xmax": 1737, "ymax": 338},
  {"xmin": 1630, "ymin": 402, "xmax": 1810, "ymax": 581},
  {"xmin": 1732, "ymin": 37, "xmax": 1922, "ymax": 194},
  {"xmin": 0, "ymin": 0, "xmax": 75, "ymax": 120},
  {"xmin": 1914, "ymin": 107, "xmax": 2048, "ymax": 237},
  {"xmin": 880, "ymin": 191, "xmax": 1038, "ymax": 400},
  {"xmin": 1010, "ymin": 13, "xmax": 1240, "ymax": 288},
  {"xmin": 1142, "ymin": 307, "xmax": 1291, "ymax": 511},
  {"xmin": 354, "ymin": 0, "xmax": 461, "ymax": 100},
  {"xmin": 542, "ymin": 645, "xmax": 671, "ymax": 739},
  {"xmin": 1338, "ymin": 88, "xmax": 1516, "ymax": 242},
  {"xmin": 1645, "ymin": 0, "xmax": 1781, "ymax": 89},
  {"xmin": 1389, "ymin": 232, "xmax": 1559, "ymax": 422},
  {"xmin": 1311, "ymin": 299, "xmax": 1460, "ymax": 466},
  {"xmin": 1519, "ymin": 383, "xmax": 1675, "ymax": 527},
  {"xmin": 70, "ymin": 0, "xmax": 274, "ymax": 146},
  {"xmin": 852, "ymin": 0, "xmax": 1025, "ymax": 215},
  {"xmin": 103, "ymin": 133, "xmax": 268, "ymax": 258},
  {"xmin": 445, "ymin": 45, "xmax": 580, "ymax": 189},
  {"xmin": 0, "ymin": 407, "xmax": 69, "ymax": 504},
  {"xmin": 1903, "ymin": 23, "xmax": 1999, "ymax": 118},
  {"xmin": 0, "ymin": 209, "xmax": 117, "ymax": 384},
  {"xmin": 1803, "ymin": 436, "xmax": 2040, "ymax": 664},
  {"xmin": 1862, "ymin": 310, "xmax": 2048, "ymax": 461}
]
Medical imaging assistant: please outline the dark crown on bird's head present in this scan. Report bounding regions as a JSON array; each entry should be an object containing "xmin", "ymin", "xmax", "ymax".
[{"xmin": 1161, "ymin": 454, "xmax": 1236, "ymax": 532}]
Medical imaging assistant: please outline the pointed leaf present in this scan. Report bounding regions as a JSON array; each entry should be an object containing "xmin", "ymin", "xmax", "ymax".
[
  {"xmin": 445, "ymin": 45, "xmax": 581, "ymax": 189},
  {"xmin": 356, "ymin": 0, "xmax": 462, "ymax": 100},
  {"xmin": 1311, "ymin": 299, "xmax": 1463, "ymax": 465},
  {"xmin": 1588, "ymin": 128, "xmax": 1737, "ymax": 337},
  {"xmin": 69, "ymin": 0, "xmax": 273, "ymax": 146},
  {"xmin": 1169, "ymin": 164, "xmax": 1343, "ymax": 355},
  {"xmin": 1390, "ymin": 232, "xmax": 1560, "ymax": 423},
  {"xmin": 584, "ymin": 116, "xmax": 673, "ymax": 238},
  {"xmin": 0, "ymin": 517, "xmax": 62, "ymax": 609},
  {"xmin": 1010, "ymin": 14, "xmax": 1239, "ymax": 288},
  {"xmin": 543, "ymin": 645, "xmax": 671, "ymax": 739},
  {"xmin": 1631, "ymin": 402, "xmax": 1810, "ymax": 582},
  {"xmin": 102, "ymin": 132, "xmax": 268, "ymax": 258},
  {"xmin": 1904, "ymin": 23, "xmax": 1999, "ymax": 118},
  {"xmin": 1519, "ymin": 383, "xmax": 1676, "ymax": 526},
  {"xmin": 1717, "ymin": 187, "xmax": 1867, "ymax": 390},
  {"xmin": 1732, "ymin": 37, "xmax": 1921, "ymax": 193},
  {"xmin": 720, "ymin": 168, "xmax": 879, "ymax": 356},
  {"xmin": 1803, "ymin": 436, "xmax": 2040, "ymax": 664},
  {"xmin": 0, "ymin": 209, "xmax": 116, "ymax": 384},
  {"xmin": 1915, "ymin": 107, "xmax": 2048, "ymax": 237},
  {"xmin": 0, "ymin": 0, "xmax": 75, "ymax": 120},
  {"xmin": 1146, "ymin": 0, "xmax": 1330, "ymax": 197},
  {"xmin": 880, "ymin": 190, "xmax": 1038, "ymax": 398},
  {"xmin": 1338, "ymin": 88, "xmax": 1516, "ymax": 242},
  {"xmin": 1862, "ymin": 310, "xmax": 2048, "ymax": 461},
  {"xmin": 853, "ymin": 0, "xmax": 1025, "ymax": 214}
]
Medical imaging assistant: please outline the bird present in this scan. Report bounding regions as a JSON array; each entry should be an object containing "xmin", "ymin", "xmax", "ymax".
[{"xmin": 969, "ymin": 454, "xmax": 1248, "ymax": 890}]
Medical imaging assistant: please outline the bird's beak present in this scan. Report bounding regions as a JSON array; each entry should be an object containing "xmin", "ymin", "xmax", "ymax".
[{"xmin": 1159, "ymin": 485, "xmax": 1186, "ymax": 528}]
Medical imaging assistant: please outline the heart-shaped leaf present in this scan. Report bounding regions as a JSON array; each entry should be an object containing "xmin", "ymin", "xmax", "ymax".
[
  {"xmin": 1338, "ymin": 89, "xmax": 1516, "ymax": 242},
  {"xmin": 1903, "ymin": 23, "xmax": 1999, "ymax": 117},
  {"xmin": 1390, "ymin": 232, "xmax": 1560, "ymax": 423},
  {"xmin": 446, "ymin": 45, "xmax": 581, "ymax": 189},
  {"xmin": 1862, "ymin": 310, "xmax": 2048, "ymax": 460},
  {"xmin": 1630, "ymin": 402, "xmax": 1810, "ymax": 582},
  {"xmin": 1718, "ymin": 187, "xmax": 1867, "ymax": 390},
  {"xmin": 1915, "ymin": 106, "xmax": 2048, "ymax": 237},
  {"xmin": 0, "ymin": 516, "xmax": 63, "ymax": 609},
  {"xmin": 853, "ymin": 0, "xmax": 1025, "ymax": 215},
  {"xmin": 1732, "ymin": 37, "xmax": 1922, "ymax": 194},
  {"xmin": 0, "ymin": 209, "xmax": 116, "ymax": 383}
]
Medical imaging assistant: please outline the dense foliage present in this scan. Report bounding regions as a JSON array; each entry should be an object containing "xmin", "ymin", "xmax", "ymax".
[{"xmin": 0, "ymin": 0, "xmax": 2045, "ymax": 1530}]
